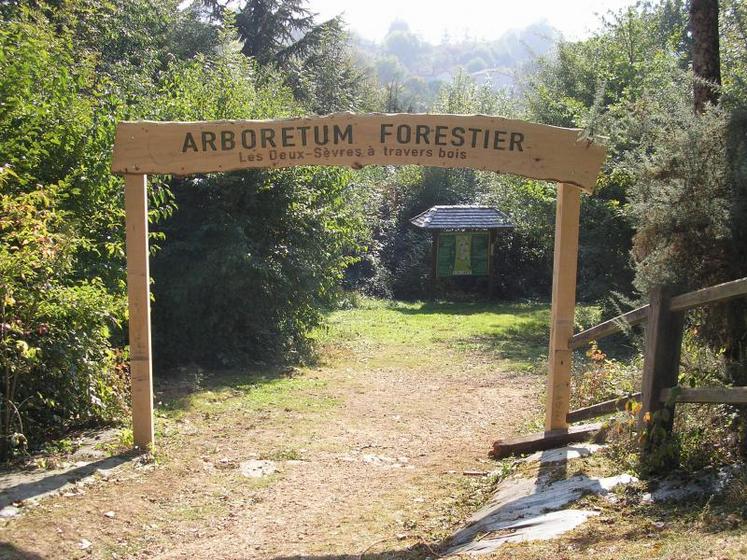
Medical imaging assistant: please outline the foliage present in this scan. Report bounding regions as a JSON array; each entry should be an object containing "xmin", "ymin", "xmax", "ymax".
[
  {"xmin": 354, "ymin": 19, "xmax": 561, "ymax": 112},
  {"xmin": 599, "ymin": 329, "xmax": 743, "ymax": 476},
  {"xmin": 139, "ymin": 45, "xmax": 369, "ymax": 367},
  {"xmin": 570, "ymin": 342, "xmax": 641, "ymax": 410},
  {"xmin": 234, "ymin": 0, "xmax": 327, "ymax": 64},
  {"xmin": 621, "ymin": 77, "xmax": 747, "ymax": 394},
  {"xmin": 230, "ymin": 0, "xmax": 372, "ymax": 115},
  {"xmin": 0, "ymin": 168, "xmax": 126, "ymax": 457},
  {"xmin": 153, "ymin": 167, "xmax": 367, "ymax": 367},
  {"xmin": 352, "ymin": 74, "xmax": 533, "ymax": 300},
  {"xmin": 0, "ymin": 2, "xmax": 374, "ymax": 452}
]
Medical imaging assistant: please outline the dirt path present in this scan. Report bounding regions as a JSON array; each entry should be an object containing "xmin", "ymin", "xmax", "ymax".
[{"xmin": 1, "ymin": 302, "xmax": 544, "ymax": 559}]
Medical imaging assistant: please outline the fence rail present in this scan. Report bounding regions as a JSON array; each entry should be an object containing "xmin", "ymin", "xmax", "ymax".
[
  {"xmin": 567, "ymin": 276, "xmax": 747, "ymax": 467},
  {"xmin": 491, "ymin": 277, "xmax": 747, "ymax": 461},
  {"xmin": 569, "ymin": 277, "xmax": 747, "ymax": 350},
  {"xmin": 660, "ymin": 386, "xmax": 747, "ymax": 404}
]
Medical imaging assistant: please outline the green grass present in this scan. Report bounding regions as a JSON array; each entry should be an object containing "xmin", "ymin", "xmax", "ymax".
[
  {"xmin": 315, "ymin": 298, "xmax": 553, "ymax": 370},
  {"xmin": 159, "ymin": 372, "xmax": 339, "ymax": 418}
]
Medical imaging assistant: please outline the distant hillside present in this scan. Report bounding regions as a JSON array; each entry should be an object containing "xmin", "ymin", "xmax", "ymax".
[{"xmin": 351, "ymin": 19, "xmax": 562, "ymax": 111}]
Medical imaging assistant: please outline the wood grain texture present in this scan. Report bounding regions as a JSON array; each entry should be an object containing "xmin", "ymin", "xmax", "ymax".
[
  {"xmin": 567, "ymin": 393, "xmax": 641, "ymax": 423},
  {"xmin": 111, "ymin": 113, "xmax": 607, "ymax": 192},
  {"xmin": 545, "ymin": 183, "xmax": 582, "ymax": 431},
  {"xmin": 569, "ymin": 305, "xmax": 649, "ymax": 349},
  {"xmin": 124, "ymin": 174, "xmax": 154, "ymax": 449},
  {"xmin": 669, "ymin": 276, "xmax": 747, "ymax": 312},
  {"xmin": 491, "ymin": 422, "xmax": 603, "ymax": 459},
  {"xmin": 660, "ymin": 386, "xmax": 747, "ymax": 404},
  {"xmin": 639, "ymin": 287, "xmax": 684, "ymax": 434},
  {"xmin": 568, "ymin": 277, "xmax": 747, "ymax": 349}
]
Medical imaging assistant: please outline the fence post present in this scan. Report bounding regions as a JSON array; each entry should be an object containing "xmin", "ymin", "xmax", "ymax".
[
  {"xmin": 430, "ymin": 231, "xmax": 439, "ymax": 297},
  {"xmin": 640, "ymin": 286, "xmax": 684, "ymax": 461}
]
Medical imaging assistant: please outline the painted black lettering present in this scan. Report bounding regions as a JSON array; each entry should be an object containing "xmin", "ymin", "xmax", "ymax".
[
  {"xmin": 493, "ymin": 130, "xmax": 507, "ymax": 150},
  {"xmin": 434, "ymin": 126, "xmax": 447, "ymax": 146},
  {"xmin": 396, "ymin": 124, "xmax": 411, "ymax": 144},
  {"xmin": 510, "ymin": 132, "xmax": 524, "ymax": 151},
  {"xmin": 201, "ymin": 131, "xmax": 217, "ymax": 151},
  {"xmin": 415, "ymin": 124, "xmax": 430, "ymax": 145},
  {"xmin": 334, "ymin": 124, "xmax": 353, "ymax": 144},
  {"xmin": 380, "ymin": 124, "xmax": 393, "ymax": 143},
  {"xmin": 241, "ymin": 129, "xmax": 256, "ymax": 149},
  {"xmin": 182, "ymin": 132, "xmax": 198, "ymax": 152},
  {"xmin": 468, "ymin": 128, "xmax": 481, "ymax": 148},
  {"xmin": 281, "ymin": 127, "xmax": 295, "ymax": 147},
  {"xmin": 260, "ymin": 128, "xmax": 276, "ymax": 148},
  {"xmin": 451, "ymin": 127, "xmax": 465, "ymax": 147},
  {"xmin": 314, "ymin": 125, "xmax": 329, "ymax": 145},
  {"xmin": 220, "ymin": 130, "xmax": 235, "ymax": 151},
  {"xmin": 298, "ymin": 126, "xmax": 310, "ymax": 146}
]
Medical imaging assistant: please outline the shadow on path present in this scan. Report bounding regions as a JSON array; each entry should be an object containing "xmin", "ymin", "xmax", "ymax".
[
  {"xmin": 393, "ymin": 300, "xmax": 548, "ymax": 317},
  {"xmin": 0, "ymin": 543, "xmax": 45, "ymax": 560},
  {"xmin": 0, "ymin": 452, "xmax": 136, "ymax": 509}
]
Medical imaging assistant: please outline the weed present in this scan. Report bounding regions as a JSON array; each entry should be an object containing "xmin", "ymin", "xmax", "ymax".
[{"xmin": 260, "ymin": 447, "xmax": 303, "ymax": 461}]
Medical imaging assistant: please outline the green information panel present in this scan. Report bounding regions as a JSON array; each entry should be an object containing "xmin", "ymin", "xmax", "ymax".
[{"xmin": 437, "ymin": 233, "xmax": 489, "ymax": 277}]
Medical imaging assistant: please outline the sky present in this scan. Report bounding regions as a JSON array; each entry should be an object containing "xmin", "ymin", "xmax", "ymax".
[{"xmin": 306, "ymin": 0, "xmax": 637, "ymax": 44}]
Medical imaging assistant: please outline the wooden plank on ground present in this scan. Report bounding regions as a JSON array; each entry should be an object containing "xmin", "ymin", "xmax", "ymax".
[
  {"xmin": 490, "ymin": 422, "xmax": 602, "ymax": 459},
  {"xmin": 660, "ymin": 386, "xmax": 747, "ymax": 404},
  {"xmin": 567, "ymin": 393, "xmax": 641, "ymax": 423},
  {"xmin": 669, "ymin": 277, "xmax": 747, "ymax": 312},
  {"xmin": 569, "ymin": 305, "xmax": 648, "ymax": 349}
]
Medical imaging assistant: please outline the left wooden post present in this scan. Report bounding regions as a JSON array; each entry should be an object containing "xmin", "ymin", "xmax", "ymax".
[
  {"xmin": 124, "ymin": 174, "xmax": 154, "ymax": 449},
  {"xmin": 545, "ymin": 183, "xmax": 582, "ymax": 432}
]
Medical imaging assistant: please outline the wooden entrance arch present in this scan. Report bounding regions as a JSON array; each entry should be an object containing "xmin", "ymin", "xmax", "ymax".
[{"xmin": 111, "ymin": 113, "xmax": 606, "ymax": 449}]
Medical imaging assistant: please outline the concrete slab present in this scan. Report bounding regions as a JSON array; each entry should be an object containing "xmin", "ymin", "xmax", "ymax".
[
  {"xmin": 447, "ymin": 470, "xmax": 637, "ymax": 555},
  {"xmin": 448, "ymin": 509, "xmax": 600, "ymax": 555},
  {"xmin": 518, "ymin": 444, "xmax": 603, "ymax": 465}
]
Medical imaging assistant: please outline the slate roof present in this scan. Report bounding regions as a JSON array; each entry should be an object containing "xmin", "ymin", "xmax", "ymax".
[{"xmin": 409, "ymin": 205, "xmax": 514, "ymax": 231}]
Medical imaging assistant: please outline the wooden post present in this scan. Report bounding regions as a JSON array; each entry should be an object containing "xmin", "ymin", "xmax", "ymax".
[
  {"xmin": 639, "ymin": 287, "xmax": 684, "ymax": 435},
  {"xmin": 488, "ymin": 229, "xmax": 497, "ymax": 298},
  {"xmin": 431, "ymin": 231, "xmax": 439, "ymax": 297},
  {"xmin": 124, "ymin": 174, "xmax": 154, "ymax": 450},
  {"xmin": 545, "ymin": 183, "xmax": 582, "ymax": 432}
]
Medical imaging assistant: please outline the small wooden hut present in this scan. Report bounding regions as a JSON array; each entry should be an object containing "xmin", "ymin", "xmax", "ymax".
[{"xmin": 410, "ymin": 205, "xmax": 514, "ymax": 294}]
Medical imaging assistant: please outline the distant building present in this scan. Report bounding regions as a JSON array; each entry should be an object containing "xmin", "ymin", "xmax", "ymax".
[{"xmin": 410, "ymin": 205, "xmax": 514, "ymax": 295}]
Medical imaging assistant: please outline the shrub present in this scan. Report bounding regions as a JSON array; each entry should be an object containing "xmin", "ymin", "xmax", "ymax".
[
  {"xmin": 600, "ymin": 329, "xmax": 743, "ymax": 477},
  {"xmin": 0, "ymin": 171, "xmax": 126, "ymax": 457},
  {"xmin": 152, "ymin": 167, "xmax": 367, "ymax": 367}
]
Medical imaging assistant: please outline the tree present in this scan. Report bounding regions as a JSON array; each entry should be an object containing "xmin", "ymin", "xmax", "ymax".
[
  {"xmin": 234, "ymin": 0, "xmax": 341, "ymax": 66},
  {"xmin": 690, "ymin": 0, "xmax": 721, "ymax": 112}
]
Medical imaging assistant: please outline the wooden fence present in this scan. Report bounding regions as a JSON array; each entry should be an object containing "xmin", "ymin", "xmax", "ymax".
[{"xmin": 492, "ymin": 276, "xmax": 747, "ymax": 460}]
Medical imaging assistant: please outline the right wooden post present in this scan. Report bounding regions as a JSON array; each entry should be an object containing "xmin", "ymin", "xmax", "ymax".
[
  {"xmin": 639, "ymin": 286, "xmax": 684, "ymax": 439},
  {"xmin": 545, "ymin": 183, "xmax": 582, "ymax": 432}
]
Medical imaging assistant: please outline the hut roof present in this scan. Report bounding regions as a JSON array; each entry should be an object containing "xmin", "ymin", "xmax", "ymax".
[{"xmin": 409, "ymin": 205, "xmax": 513, "ymax": 231}]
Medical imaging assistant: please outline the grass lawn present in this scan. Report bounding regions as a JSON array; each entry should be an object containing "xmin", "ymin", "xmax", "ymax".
[{"xmin": 317, "ymin": 297, "xmax": 552, "ymax": 371}]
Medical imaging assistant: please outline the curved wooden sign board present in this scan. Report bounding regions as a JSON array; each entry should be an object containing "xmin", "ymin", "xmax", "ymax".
[
  {"xmin": 112, "ymin": 113, "xmax": 605, "ymax": 193},
  {"xmin": 112, "ymin": 113, "xmax": 607, "ymax": 449}
]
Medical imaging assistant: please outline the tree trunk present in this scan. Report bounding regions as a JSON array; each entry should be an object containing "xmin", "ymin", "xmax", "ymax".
[{"xmin": 690, "ymin": 0, "xmax": 721, "ymax": 112}]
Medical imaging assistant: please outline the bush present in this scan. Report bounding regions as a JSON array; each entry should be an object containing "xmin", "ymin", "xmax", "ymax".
[
  {"xmin": 599, "ymin": 329, "xmax": 743, "ymax": 477},
  {"xmin": 0, "ymin": 172, "xmax": 127, "ymax": 457},
  {"xmin": 570, "ymin": 342, "xmax": 641, "ymax": 410},
  {"xmin": 152, "ymin": 167, "xmax": 367, "ymax": 367}
]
